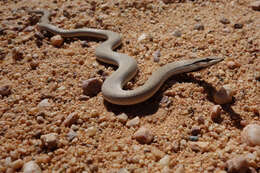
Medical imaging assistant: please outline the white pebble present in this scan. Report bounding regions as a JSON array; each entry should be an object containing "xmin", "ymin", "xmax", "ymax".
[
  {"xmin": 126, "ymin": 117, "xmax": 140, "ymax": 127},
  {"xmin": 23, "ymin": 161, "xmax": 41, "ymax": 173},
  {"xmin": 241, "ymin": 124, "xmax": 260, "ymax": 146},
  {"xmin": 159, "ymin": 155, "xmax": 170, "ymax": 167},
  {"xmin": 86, "ymin": 126, "xmax": 97, "ymax": 137},
  {"xmin": 117, "ymin": 113, "xmax": 128, "ymax": 124},
  {"xmin": 37, "ymin": 99, "xmax": 50, "ymax": 108}
]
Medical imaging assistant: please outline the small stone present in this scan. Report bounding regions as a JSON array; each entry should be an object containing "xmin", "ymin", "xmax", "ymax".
[
  {"xmin": 172, "ymin": 30, "xmax": 182, "ymax": 37},
  {"xmin": 63, "ymin": 112, "xmax": 78, "ymax": 127},
  {"xmin": 82, "ymin": 78, "xmax": 103, "ymax": 96},
  {"xmin": 189, "ymin": 136, "xmax": 199, "ymax": 141},
  {"xmin": 11, "ymin": 159, "xmax": 24, "ymax": 170},
  {"xmin": 81, "ymin": 41, "xmax": 89, "ymax": 47},
  {"xmin": 191, "ymin": 126, "xmax": 201, "ymax": 136},
  {"xmin": 36, "ymin": 116, "xmax": 45, "ymax": 124},
  {"xmin": 23, "ymin": 161, "xmax": 41, "ymax": 173},
  {"xmin": 133, "ymin": 127, "xmax": 154, "ymax": 144},
  {"xmin": 194, "ymin": 23, "xmax": 204, "ymax": 30},
  {"xmin": 198, "ymin": 116, "xmax": 205, "ymax": 124},
  {"xmin": 241, "ymin": 124, "xmax": 260, "ymax": 146},
  {"xmin": 0, "ymin": 85, "xmax": 11, "ymax": 96},
  {"xmin": 153, "ymin": 50, "xmax": 161, "ymax": 62},
  {"xmin": 211, "ymin": 105, "xmax": 222, "ymax": 123},
  {"xmin": 213, "ymin": 85, "xmax": 234, "ymax": 104},
  {"xmin": 227, "ymin": 61, "xmax": 240, "ymax": 69},
  {"xmin": 174, "ymin": 164, "xmax": 185, "ymax": 173},
  {"xmin": 85, "ymin": 126, "xmax": 97, "ymax": 137},
  {"xmin": 41, "ymin": 133, "xmax": 58, "ymax": 150},
  {"xmin": 126, "ymin": 117, "xmax": 140, "ymax": 127},
  {"xmin": 233, "ymin": 23, "xmax": 243, "ymax": 29},
  {"xmin": 67, "ymin": 129, "xmax": 77, "ymax": 141},
  {"xmin": 226, "ymin": 156, "xmax": 250, "ymax": 173},
  {"xmin": 250, "ymin": 1, "xmax": 260, "ymax": 11},
  {"xmin": 50, "ymin": 35, "xmax": 64, "ymax": 47},
  {"xmin": 219, "ymin": 17, "xmax": 230, "ymax": 24},
  {"xmin": 78, "ymin": 95, "xmax": 89, "ymax": 101},
  {"xmin": 190, "ymin": 141, "xmax": 209, "ymax": 152},
  {"xmin": 117, "ymin": 113, "xmax": 128, "ymax": 124},
  {"xmin": 159, "ymin": 155, "xmax": 170, "ymax": 167},
  {"xmin": 12, "ymin": 48, "xmax": 23, "ymax": 61},
  {"xmin": 151, "ymin": 147, "xmax": 165, "ymax": 160},
  {"xmin": 137, "ymin": 33, "xmax": 152, "ymax": 42},
  {"xmin": 37, "ymin": 99, "xmax": 51, "ymax": 108},
  {"xmin": 30, "ymin": 61, "xmax": 39, "ymax": 70}
]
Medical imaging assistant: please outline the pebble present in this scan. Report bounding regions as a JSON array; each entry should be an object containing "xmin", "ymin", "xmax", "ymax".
[
  {"xmin": 226, "ymin": 156, "xmax": 250, "ymax": 173},
  {"xmin": 82, "ymin": 78, "xmax": 103, "ymax": 96},
  {"xmin": 23, "ymin": 161, "xmax": 41, "ymax": 173},
  {"xmin": 198, "ymin": 116, "xmax": 205, "ymax": 124},
  {"xmin": 117, "ymin": 168, "xmax": 130, "ymax": 173},
  {"xmin": 173, "ymin": 30, "xmax": 182, "ymax": 37},
  {"xmin": 241, "ymin": 124, "xmax": 260, "ymax": 146},
  {"xmin": 117, "ymin": 113, "xmax": 128, "ymax": 124},
  {"xmin": 190, "ymin": 141, "xmax": 209, "ymax": 152},
  {"xmin": 250, "ymin": 1, "xmax": 260, "ymax": 11},
  {"xmin": 159, "ymin": 155, "xmax": 170, "ymax": 167},
  {"xmin": 137, "ymin": 33, "xmax": 152, "ymax": 42},
  {"xmin": 67, "ymin": 129, "xmax": 77, "ymax": 141},
  {"xmin": 85, "ymin": 126, "xmax": 97, "ymax": 137},
  {"xmin": 213, "ymin": 85, "xmax": 234, "ymax": 104},
  {"xmin": 63, "ymin": 112, "xmax": 78, "ymax": 127},
  {"xmin": 233, "ymin": 23, "xmax": 243, "ymax": 29},
  {"xmin": 189, "ymin": 136, "xmax": 199, "ymax": 141},
  {"xmin": 11, "ymin": 159, "xmax": 24, "ymax": 170},
  {"xmin": 37, "ymin": 99, "xmax": 51, "ymax": 108},
  {"xmin": 219, "ymin": 17, "xmax": 231, "ymax": 24},
  {"xmin": 227, "ymin": 60, "xmax": 240, "ymax": 69},
  {"xmin": 41, "ymin": 133, "xmax": 58, "ymax": 150},
  {"xmin": 151, "ymin": 147, "xmax": 165, "ymax": 160},
  {"xmin": 211, "ymin": 105, "xmax": 222, "ymax": 123},
  {"xmin": 153, "ymin": 50, "xmax": 161, "ymax": 62},
  {"xmin": 133, "ymin": 126, "xmax": 154, "ymax": 144},
  {"xmin": 30, "ymin": 61, "xmax": 39, "ymax": 70},
  {"xmin": 12, "ymin": 48, "xmax": 23, "ymax": 61},
  {"xmin": 50, "ymin": 35, "xmax": 64, "ymax": 47},
  {"xmin": 0, "ymin": 85, "xmax": 11, "ymax": 96},
  {"xmin": 191, "ymin": 126, "xmax": 201, "ymax": 136},
  {"xmin": 126, "ymin": 117, "xmax": 140, "ymax": 127},
  {"xmin": 194, "ymin": 23, "xmax": 204, "ymax": 30}
]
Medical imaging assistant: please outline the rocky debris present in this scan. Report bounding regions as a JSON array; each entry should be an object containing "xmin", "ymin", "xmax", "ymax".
[
  {"xmin": 190, "ymin": 141, "xmax": 209, "ymax": 152},
  {"xmin": 174, "ymin": 164, "xmax": 185, "ymax": 173},
  {"xmin": 158, "ymin": 155, "xmax": 170, "ymax": 167},
  {"xmin": 0, "ymin": 85, "xmax": 11, "ymax": 97},
  {"xmin": 82, "ymin": 78, "xmax": 103, "ymax": 96},
  {"xmin": 233, "ymin": 23, "xmax": 243, "ymax": 29},
  {"xmin": 126, "ymin": 116, "xmax": 140, "ymax": 127},
  {"xmin": 250, "ymin": 1, "xmax": 260, "ymax": 11},
  {"xmin": 153, "ymin": 50, "xmax": 161, "ymax": 62},
  {"xmin": 23, "ymin": 161, "xmax": 42, "ymax": 173},
  {"xmin": 117, "ymin": 113, "xmax": 128, "ymax": 124},
  {"xmin": 37, "ymin": 99, "xmax": 51, "ymax": 108},
  {"xmin": 194, "ymin": 23, "xmax": 204, "ymax": 30},
  {"xmin": 67, "ymin": 129, "xmax": 77, "ymax": 141},
  {"xmin": 241, "ymin": 124, "xmax": 260, "ymax": 146},
  {"xmin": 219, "ymin": 17, "xmax": 231, "ymax": 24},
  {"xmin": 172, "ymin": 30, "xmax": 182, "ymax": 37},
  {"xmin": 41, "ymin": 133, "xmax": 58, "ymax": 150},
  {"xmin": 226, "ymin": 156, "xmax": 250, "ymax": 173},
  {"xmin": 12, "ymin": 48, "xmax": 23, "ymax": 61},
  {"xmin": 211, "ymin": 105, "xmax": 222, "ymax": 123},
  {"xmin": 213, "ymin": 85, "xmax": 235, "ymax": 104},
  {"xmin": 63, "ymin": 112, "xmax": 78, "ymax": 127},
  {"xmin": 50, "ymin": 35, "xmax": 64, "ymax": 47},
  {"xmin": 137, "ymin": 33, "xmax": 153, "ymax": 43},
  {"xmin": 117, "ymin": 168, "xmax": 130, "ymax": 173},
  {"xmin": 133, "ymin": 127, "xmax": 154, "ymax": 144}
]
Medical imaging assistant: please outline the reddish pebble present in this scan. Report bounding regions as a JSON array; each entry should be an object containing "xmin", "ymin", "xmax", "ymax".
[
  {"xmin": 63, "ymin": 112, "xmax": 78, "ymax": 127},
  {"xmin": 41, "ymin": 133, "xmax": 58, "ymax": 150},
  {"xmin": 250, "ymin": 1, "xmax": 260, "ymax": 11},
  {"xmin": 134, "ymin": 127, "xmax": 154, "ymax": 144},
  {"xmin": 0, "ymin": 85, "xmax": 11, "ymax": 96},
  {"xmin": 211, "ymin": 105, "xmax": 222, "ymax": 123},
  {"xmin": 50, "ymin": 35, "xmax": 64, "ymax": 47},
  {"xmin": 82, "ymin": 78, "xmax": 103, "ymax": 96},
  {"xmin": 226, "ymin": 156, "xmax": 249, "ymax": 173},
  {"xmin": 213, "ymin": 85, "xmax": 234, "ymax": 104}
]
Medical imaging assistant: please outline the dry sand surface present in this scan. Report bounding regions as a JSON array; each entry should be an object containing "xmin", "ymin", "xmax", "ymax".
[{"xmin": 0, "ymin": 0, "xmax": 259, "ymax": 172}]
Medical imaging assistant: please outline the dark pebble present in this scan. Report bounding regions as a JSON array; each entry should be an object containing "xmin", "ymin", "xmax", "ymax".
[
  {"xmin": 234, "ymin": 23, "xmax": 243, "ymax": 29},
  {"xmin": 82, "ymin": 78, "xmax": 103, "ymax": 96},
  {"xmin": 219, "ymin": 17, "xmax": 230, "ymax": 24},
  {"xmin": 0, "ymin": 85, "xmax": 11, "ymax": 96},
  {"xmin": 194, "ymin": 23, "xmax": 204, "ymax": 31}
]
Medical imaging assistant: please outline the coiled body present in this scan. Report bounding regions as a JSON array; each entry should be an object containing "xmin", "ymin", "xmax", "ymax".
[{"xmin": 30, "ymin": 10, "xmax": 223, "ymax": 105}]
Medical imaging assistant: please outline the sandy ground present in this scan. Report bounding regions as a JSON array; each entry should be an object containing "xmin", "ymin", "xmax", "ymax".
[{"xmin": 0, "ymin": 0, "xmax": 259, "ymax": 172}]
